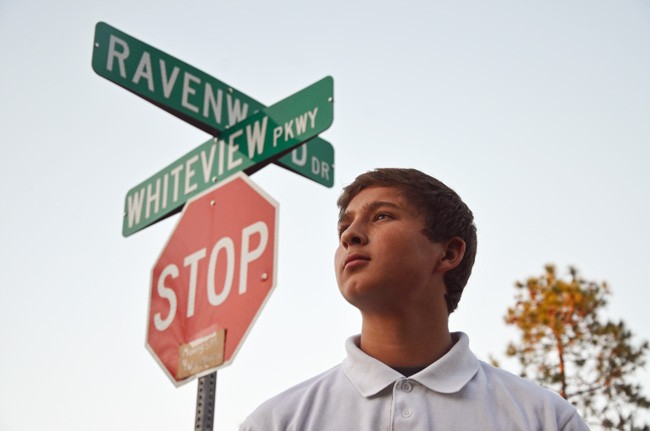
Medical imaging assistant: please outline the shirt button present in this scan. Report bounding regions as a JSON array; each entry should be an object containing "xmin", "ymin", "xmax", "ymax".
[
  {"xmin": 401, "ymin": 381, "xmax": 412, "ymax": 392},
  {"xmin": 402, "ymin": 408, "xmax": 413, "ymax": 418}
]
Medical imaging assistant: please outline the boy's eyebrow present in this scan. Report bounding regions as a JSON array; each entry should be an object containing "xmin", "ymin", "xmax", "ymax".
[{"xmin": 338, "ymin": 201, "xmax": 402, "ymax": 225}]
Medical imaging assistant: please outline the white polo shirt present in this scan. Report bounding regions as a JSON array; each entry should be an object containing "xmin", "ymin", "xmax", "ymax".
[{"xmin": 240, "ymin": 333, "xmax": 589, "ymax": 430}]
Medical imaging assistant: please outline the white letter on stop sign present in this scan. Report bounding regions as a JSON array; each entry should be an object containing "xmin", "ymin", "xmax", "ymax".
[
  {"xmin": 207, "ymin": 237, "xmax": 235, "ymax": 306},
  {"xmin": 239, "ymin": 221, "xmax": 268, "ymax": 294},
  {"xmin": 184, "ymin": 248, "xmax": 207, "ymax": 318},
  {"xmin": 154, "ymin": 265, "xmax": 179, "ymax": 331}
]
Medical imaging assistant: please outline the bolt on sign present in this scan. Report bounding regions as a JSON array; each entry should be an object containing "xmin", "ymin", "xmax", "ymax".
[
  {"xmin": 91, "ymin": 22, "xmax": 334, "ymax": 190},
  {"xmin": 147, "ymin": 173, "xmax": 278, "ymax": 386},
  {"xmin": 121, "ymin": 76, "xmax": 333, "ymax": 237}
]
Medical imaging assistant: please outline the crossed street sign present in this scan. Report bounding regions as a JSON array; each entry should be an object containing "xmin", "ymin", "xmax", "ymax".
[
  {"xmin": 91, "ymin": 22, "xmax": 334, "ymax": 189},
  {"xmin": 119, "ymin": 77, "xmax": 333, "ymax": 236},
  {"xmin": 91, "ymin": 22, "xmax": 335, "ymax": 237}
]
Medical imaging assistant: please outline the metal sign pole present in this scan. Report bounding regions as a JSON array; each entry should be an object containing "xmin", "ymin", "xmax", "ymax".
[{"xmin": 195, "ymin": 372, "xmax": 217, "ymax": 430}]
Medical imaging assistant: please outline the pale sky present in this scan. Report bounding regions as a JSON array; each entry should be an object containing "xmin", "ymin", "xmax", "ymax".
[{"xmin": 1, "ymin": 1, "xmax": 649, "ymax": 429}]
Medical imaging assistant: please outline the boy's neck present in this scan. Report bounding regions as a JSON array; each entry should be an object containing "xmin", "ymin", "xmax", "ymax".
[{"xmin": 359, "ymin": 311, "xmax": 453, "ymax": 368}]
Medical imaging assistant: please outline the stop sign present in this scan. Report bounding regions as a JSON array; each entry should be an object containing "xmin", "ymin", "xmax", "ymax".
[{"xmin": 146, "ymin": 173, "xmax": 278, "ymax": 386}]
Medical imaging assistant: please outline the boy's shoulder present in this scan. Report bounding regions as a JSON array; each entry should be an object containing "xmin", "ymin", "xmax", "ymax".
[{"xmin": 240, "ymin": 364, "xmax": 346, "ymax": 430}]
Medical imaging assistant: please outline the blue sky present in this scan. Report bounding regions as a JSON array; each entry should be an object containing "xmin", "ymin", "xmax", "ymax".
[{"xmin": 1, "ymin": 1, "xmax": 649, "ymax": 429}]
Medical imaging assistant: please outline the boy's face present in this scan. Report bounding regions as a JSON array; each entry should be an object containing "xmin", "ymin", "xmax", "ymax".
[{"xmin": 335, "ymin": 186, "xmax": 446, "ymax": 312}]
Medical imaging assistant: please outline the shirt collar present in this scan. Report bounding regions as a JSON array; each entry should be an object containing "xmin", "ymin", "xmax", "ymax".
[{"xmin": 342, "ymin": 332, "xmax": 479, "ymax": 397}]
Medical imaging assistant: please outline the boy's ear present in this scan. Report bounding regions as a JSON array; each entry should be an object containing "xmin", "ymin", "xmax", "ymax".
[{"xmin": 437, "ymin": 237, "xmax": 466, "ymax": 274}]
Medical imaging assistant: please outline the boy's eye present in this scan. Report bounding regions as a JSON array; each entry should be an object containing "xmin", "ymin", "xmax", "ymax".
[
  {"xmin": 338, "ymin": 225, "xmax": 349, "ymax": 237},
  {"xmin": 375, "ymin": 212, "xmax": 391, "ymax": 221}
]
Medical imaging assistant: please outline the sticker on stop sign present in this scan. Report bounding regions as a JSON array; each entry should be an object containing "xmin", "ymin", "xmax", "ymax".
[{"xmin": 146, "ymin": 172, "xmax": 278, "ymax": 386}]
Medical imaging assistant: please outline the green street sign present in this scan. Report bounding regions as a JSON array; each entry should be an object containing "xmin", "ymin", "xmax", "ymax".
[
  {"xmin": 92, "ymin": 21, "xmax": 333, "ymax": 187},
  {"xmin": 276, "ymin": 139, "xmax": 334, "ymax": 187},
  {"xmin": 123, "ymin": 76, "xmax": 334, "ymax": 237},
  {"xmin": 92, "ymin": 21, "xmax": 258, "ymax": 134}
]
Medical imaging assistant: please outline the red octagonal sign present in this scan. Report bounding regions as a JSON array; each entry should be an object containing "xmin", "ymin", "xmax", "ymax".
[{"xmin": 146, "ymin": 173, "xmax": 278, "ymax": 386}]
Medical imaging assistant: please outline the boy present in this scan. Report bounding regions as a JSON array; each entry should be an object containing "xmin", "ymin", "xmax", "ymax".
[{"xmin": 241, "ymin": 168, "xmax": 588, "ymax": 430}]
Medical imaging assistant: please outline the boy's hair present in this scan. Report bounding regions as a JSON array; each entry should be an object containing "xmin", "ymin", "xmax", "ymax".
[{"xmin": 337, "ymin": 168, "xmax": 477, "ymax": 313}]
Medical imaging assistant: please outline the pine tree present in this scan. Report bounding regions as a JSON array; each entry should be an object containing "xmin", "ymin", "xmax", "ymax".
[{"xmin": 504, "ymin": 265, "xmax": 650, "ymax": 430}]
